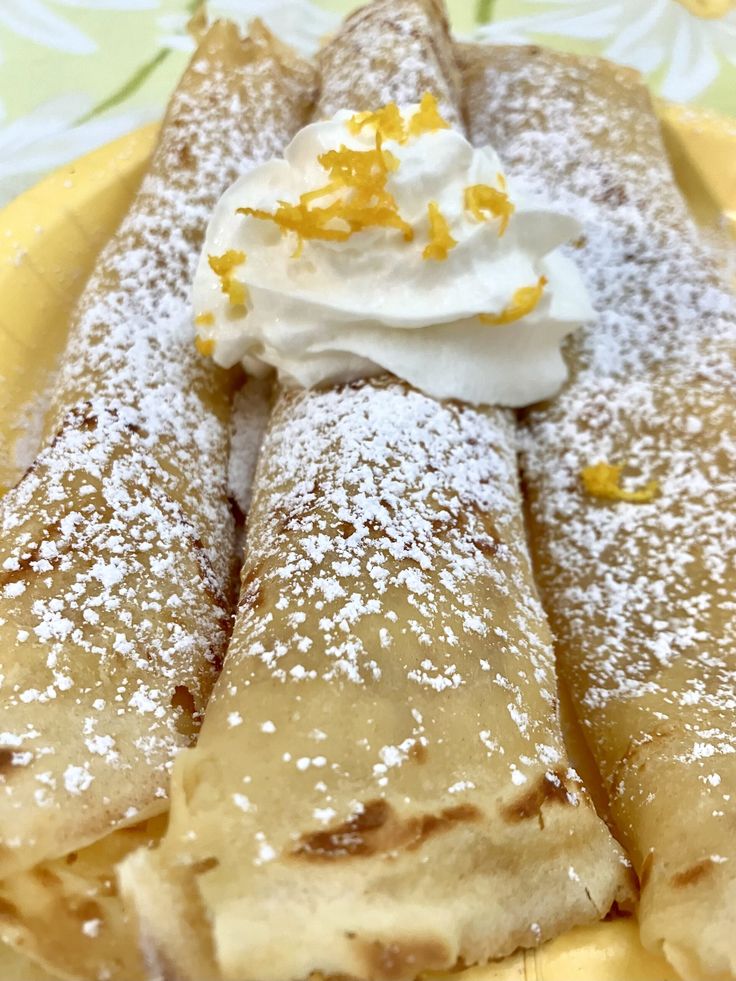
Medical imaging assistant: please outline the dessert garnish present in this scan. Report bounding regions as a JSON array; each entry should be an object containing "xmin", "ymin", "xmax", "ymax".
[
  {"xmin": 464, "ymin": 181, "xmax": 514, "ymax": 235},
  {"xmin": 347, "ymin": 91, "xmax": 449, "ymax": 142},
  {"xmin": 193, "ymin": 95, "xmax": 594, "ymax": 407},
  {"xmin": 208, "ymin": 249, "xmax": 248, "ymax": 306},
  {"xmin": 423, "ymin": 201, "xmax": 457, "ymax": 260},
  {"xmin": 479, "ymin": 276, "xmax": 547, "ymax": 326},
  {"xmin": 236, "ymin": 135, "xmax": 412, "ymax": 255},
  {"xmin": 581, "ymin": 461, "xmax": 660, "ymax": 503}
]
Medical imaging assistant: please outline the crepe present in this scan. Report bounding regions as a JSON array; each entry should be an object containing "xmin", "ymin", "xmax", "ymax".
[
  {"xmin": 0, "ymin": 940, "xmax": 56, "ymax": 981},
  {"xmin": 0, "ymin": 20, "xmax": 315, "ymax": 980},
  {"xmin": 119, "ymin": 4, "xmax": 631, "ymax": 980},
  {"xmin": 0, "ymin": 816, "xmax": 165, "ymax": 981},
  {"xmin": 462, "ymin": 45, "xmax": 736, "ymax": 980}
]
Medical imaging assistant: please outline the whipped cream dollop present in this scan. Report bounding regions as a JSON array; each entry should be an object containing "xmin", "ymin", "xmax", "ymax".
[{"xmin": 192, "ymin": 97, "xmax": 594, "ymax": 407}]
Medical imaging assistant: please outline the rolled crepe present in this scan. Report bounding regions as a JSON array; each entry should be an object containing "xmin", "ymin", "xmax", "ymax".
[
  {"xmin": 0, "ymin": 816, "xmax": 164, "ymax": 981},
  {"xmin": 462, "ymin": 45, "xmax": 736, "ymax": 980},
  {"xmin": 0, "ymin": 21, "xmax": 315, "ymax": 980},
  {"xmin": 120, "ymin": 4, "xmax": 631, "ymax": 980}
]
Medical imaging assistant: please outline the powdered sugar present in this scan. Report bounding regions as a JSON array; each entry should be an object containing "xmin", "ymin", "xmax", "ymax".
[
  {"xmin": 206, "ymin": 17, "xmax": 603, "ymax": 831},
  {"xmin": 63, "ymin": 765, "xmax": 94, "ymax": 796},
  {"xmin": 0, "ymin": 24, "xmax": 315, "ymax": 872},
  {"xmin": 316, "ymin": 0, "xmax": 462, "ymax": 127},
  {"xmin": 463, "ymin": 44, "xmax": 736, "ymax": 834}
]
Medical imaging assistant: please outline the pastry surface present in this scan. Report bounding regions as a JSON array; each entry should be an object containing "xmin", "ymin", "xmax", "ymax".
[
  {"xmin": 0, "ymin": 20, "xmax": 316, "ymax": 981},
  {"xmin": 462, "ymin": 42, "xmax": 736, "ymax": 980},
  {"xmin": 3, "ymin": 7, "xmax": 732, "ymax": 981},
  {"xmin": 120, "ymin": 5, "xmax": 630, "ymax": 980}
]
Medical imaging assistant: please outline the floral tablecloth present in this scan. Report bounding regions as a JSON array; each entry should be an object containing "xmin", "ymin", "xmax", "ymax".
[{"xmin": 1, "ymin": 0, "xmax": 735, "ymax": 207}]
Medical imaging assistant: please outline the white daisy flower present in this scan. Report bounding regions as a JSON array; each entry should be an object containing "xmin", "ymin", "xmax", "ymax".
[
  {"xmin": 156, "ymin": 12, "xmax": 195, "ymax": 53},
  {"xmin": 0, "ymin": 93, "xmax": 156, "ymax": 206},
  {"xmin": 158, "ymin": 0, "xmax": 343, "ymax": 59},
  {"xmin": 207, "ymin": 0, "xmax": 340, "ymax": 56},
  {"xmin": 0, "ymin": 0, "xmax": 157, "ymax": 57},
  {"xmin": 474, "ymin": 0, "xmax": 736, "ymax": 101}
]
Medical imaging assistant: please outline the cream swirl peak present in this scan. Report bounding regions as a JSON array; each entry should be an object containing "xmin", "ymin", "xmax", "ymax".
[{"xmin": 192, "ymin": 95, "xmax": 594, "ymax": 407}]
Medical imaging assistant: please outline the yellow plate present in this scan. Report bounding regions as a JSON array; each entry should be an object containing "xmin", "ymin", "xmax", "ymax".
[
  {"xmin": 658, "ymin": 101, "xmax": 736, "ymax": 236},
  {"xmin": 1, "ymin": 108, "xmax": 728, "ymax": 980}
]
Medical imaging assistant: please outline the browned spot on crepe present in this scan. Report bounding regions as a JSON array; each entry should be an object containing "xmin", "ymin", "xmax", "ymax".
[
  {"xmin": 0, "ymin": 749, "xmax": 14, "ymax": 773},
  {"xmin": 73, "ymin": 899, "xmax": 103, "ymax": 922},
  {"xmin": 176, "ymin": 141, "xmax": 194, "ymax": 169},
  {"xmin": 472, "ymin": 533, "xmax": 498, "ymax": 558},
  {"xmin": 192, "ymin": 856, "xmax": 219, "ymax": 875},
  {"xmin": 294, "ymin": 799, "xmax": 390, "ymax": 860},
  {"xmin": 293, "ymin": 800, "xmax": 480, "ymax": 860},
  {"xmin": 337, "ymin": 520, "xmax": 356, "ymax": 538},
  {"xmin": 33, "ymin": 867, "xmax": 62, "ymax": 889},
  {"xmin": 408, "ymin": 742, "xmax": 427, "ymax": 764},
  {"xmin": 671, "ymin": 858, "xmax": 716, "ymax": 888},
  {"xmin": 409, "ymin": 805, "xmax": 480, "ymax": 850},
  {"xmin": 0, "ymin": 897, "xmax": 19, "ymax": 922},
  {"xmin": 359, "ymin": 937, "xmax": 450, "ymax": 981},
  {"xmin": 502, "ymin": 768, "xmax": 574, "ymax": 828},
  {"xmin": 171, "ymin": 684, "xmax": 199, "ymax": 739},
  {"xmin": 97, "ymin": 875, "xmax": 118, "ymax": 898}
]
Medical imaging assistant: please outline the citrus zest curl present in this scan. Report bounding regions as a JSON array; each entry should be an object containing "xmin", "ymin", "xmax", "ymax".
[
  {"xmin": 423, "ymin": 202, "xmax": 457, "ymax": 261},
  {"xmin": 479, "ymin": 276, "xmax": 547, "ymax": 326},
  {"xmin": 581, "ymin": 462, "xmax": 659, "ymax": 503}
]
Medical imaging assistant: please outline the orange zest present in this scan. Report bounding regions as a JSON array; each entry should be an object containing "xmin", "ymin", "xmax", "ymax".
[
  {"xmin": 320, "ymin": 138, "xmax": 399, "ymax": 182},
  {"xmin": 208, "ymin": 250, "xmax": 248, "ymax": 307},
  {"xmin": 465, "ymin": 183, "xmax": 514, "ymax": 236},
  {"xmin": 347, "ymin": 93, "xmax": 449, "ymax": 144},
  {"xmin": 581, "ymin": 462, "xmax": 659, "ymax": 503},
  {"xmin": 479, "ymin": 276, "xmax": 547, "ymax": 326},
  {"xmin": 195, "ymin": 336, "xmax": 215, "ymax": 357},
  {"xmin": 423, "ymin": 202, "xmax": 457, "ymax": 261},
  {"xmin": 237, "ymin": 134, "xmax": 412, "ymax": 255},
  {"xmin": 347, "ymin": 101, "xmax": 406, "ymax": 142},
  {"xmin": 408, "ymin": 92, "xmax": 450, "ymax": 138},
  {"xmin": 208, "ymin": 250, "xmax": 245, "ymax": 277},
  {"xmin": 194, "ymin": 311, "xmax": 215, "ymax": 357}
]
